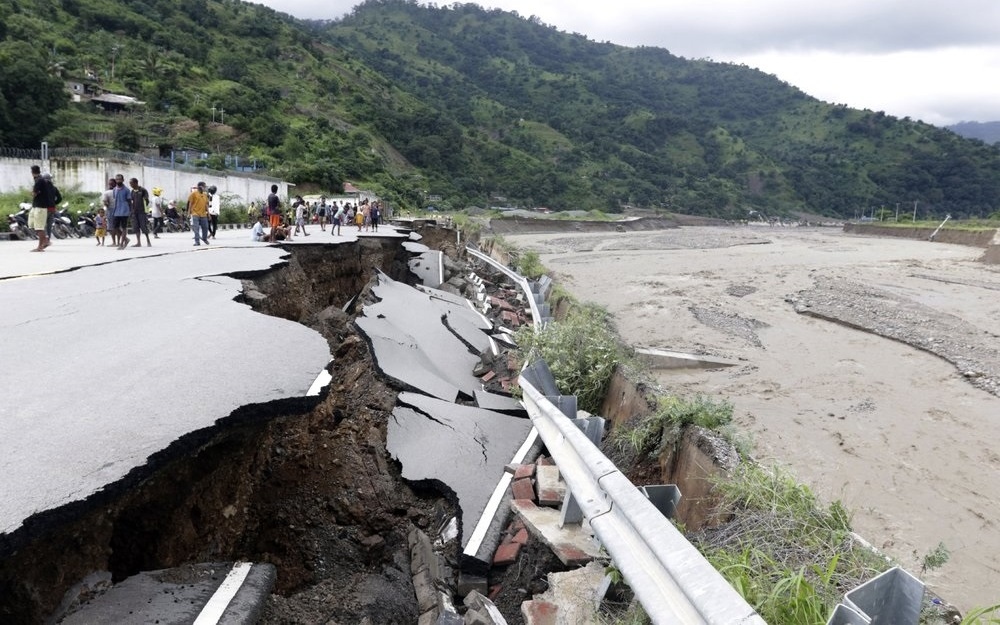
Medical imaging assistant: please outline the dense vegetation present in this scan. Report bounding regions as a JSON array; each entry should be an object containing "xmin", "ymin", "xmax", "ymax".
[{"xmin": 4, "ymin": 0, "xmax": 1000, "ymax": 219}]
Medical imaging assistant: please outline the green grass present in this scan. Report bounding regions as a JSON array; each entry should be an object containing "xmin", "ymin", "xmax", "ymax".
[
  {"xmin": 693, "ymin": 463, "xmax": 886, "ymax": 624},
  {"xmin": 610, "ymin": 394, "xmax": 734, "ymax": 458},
  {"xmin": 515, "ymin": 302, "xmax": 627, "ymax": 414}
]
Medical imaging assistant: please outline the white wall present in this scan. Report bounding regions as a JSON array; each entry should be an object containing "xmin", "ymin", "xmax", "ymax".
[{"xmin": 0, "ymin": 156, "xmax": 290, "ymax": 206}]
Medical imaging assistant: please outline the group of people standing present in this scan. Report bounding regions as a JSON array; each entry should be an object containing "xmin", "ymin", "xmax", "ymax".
[
  {"xmin": 98, "ymin": 174, "xmax": 156, "ymax": 250},
  {"xmin": 100, "ymin": 177, "xmax": 219, "ymax": 248},
  {"xmin": 25, "ymin": 169, "xmax": 385, "ymax": 250},
  {"xmin": 249, "ymin": 185, "xmax": 384, "ymax": 242}
]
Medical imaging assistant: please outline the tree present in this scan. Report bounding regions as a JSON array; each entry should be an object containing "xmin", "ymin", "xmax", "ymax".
[
  {"xmin": 0, "ymin": 41, "xmax": 67, "ymax": 147},
  {"xmin": 113, "ymin": 119, "xmax": 141, "ymax": 152}
]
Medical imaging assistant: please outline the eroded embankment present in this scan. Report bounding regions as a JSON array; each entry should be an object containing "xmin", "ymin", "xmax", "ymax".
[{"xmin": 0, "ymin": 229, "xmax": 465, "ymax": 624}]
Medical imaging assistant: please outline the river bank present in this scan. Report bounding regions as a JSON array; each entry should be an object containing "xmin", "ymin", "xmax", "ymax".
[{"xmin": 503, "ymin": 225, "xmax": 1000, "ymax": 611}]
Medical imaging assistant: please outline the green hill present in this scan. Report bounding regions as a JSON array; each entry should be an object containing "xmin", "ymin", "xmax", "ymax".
[{"xmin": 3, "ymin": 0, "xmax": 1000, "ymax": 219}]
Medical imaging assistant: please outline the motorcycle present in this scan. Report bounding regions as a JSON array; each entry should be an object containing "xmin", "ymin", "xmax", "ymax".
[
  {"xmin": 163, "ymin": 206, "xmax": 189, "ymax": 232},
  {"xmin": 77, "ymin": 205, "xmax": 97, "ymax": 238},
  {"xmin": 7, "ymin": 203, "xmax": 36, "ymax": 240},
  {"xmin": 50, "ymin": 202, "xmax": 77, "ymax": 239}
]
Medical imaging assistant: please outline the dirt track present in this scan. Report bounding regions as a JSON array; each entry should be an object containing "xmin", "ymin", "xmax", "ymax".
[{"xmin": 504, "ymin": 225, "xmax": 1000, "ymax": 611}]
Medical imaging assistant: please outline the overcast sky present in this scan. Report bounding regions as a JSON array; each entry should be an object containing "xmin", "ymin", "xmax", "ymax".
[{"xmin": 250, "ymin": 0, "xmax": 1000, "ymax": 127}]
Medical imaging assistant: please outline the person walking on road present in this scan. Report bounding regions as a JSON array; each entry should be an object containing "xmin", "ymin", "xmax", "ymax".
[
  {"xmin": 187, "ymin": 181, "xmax": 211, "ymax": 246},
  {"xmin": 28, "ymin": 165, "xmax": 50, "ymax": 252},
  {"xmin": 150, "ymin": 187, "xmax": 165, "ymax": 238},
  {"xmin": 128, "ymin": 178, "xmax": 152, "ymax": 247},
  {"xmin": 332, "ymin": 202, "xmax": 345, "ymax": 236},
  {"xmin": 207, "ymin": 185, "xmax": 220, "ymax": 238},
  {"xmin": 41, "ymin": 172, "xmax": 62, "ymax": 243},
  {"xmin": 110, "ymin": 174, "xmax": 133, "ymax": 250},
  {"xmin": 293, "ymin": 196, "xmax": 310, "ymax": 237},
  {"xmin": 100, "ymin": 178, "xmax": 118, "ymax": 247}
]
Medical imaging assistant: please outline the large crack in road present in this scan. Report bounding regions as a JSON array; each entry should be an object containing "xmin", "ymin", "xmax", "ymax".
[{"xmin": 0, "ymin": 226, "xmax": 485, "ymax": 624}]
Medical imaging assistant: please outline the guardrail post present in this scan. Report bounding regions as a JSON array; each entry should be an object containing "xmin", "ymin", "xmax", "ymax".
[
  {"xmin": 826, "ymin": 604, "xmax": 871, "ymax": 625},
  {"xmin": 844, "ymin": 566, "xmax": 923, "ymax": 625},
  {"xmin": 640, "ymin": 485, "xmax": 682, "ymax": 520},
  {"xmin": 560, "ymin": 416, "xmax": 607, "ymax": 526}
]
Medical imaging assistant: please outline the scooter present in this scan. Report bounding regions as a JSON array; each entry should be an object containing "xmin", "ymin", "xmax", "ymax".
[{"xmin": 7, "ymin": 203, "xmax": 36, "ymax": 240}]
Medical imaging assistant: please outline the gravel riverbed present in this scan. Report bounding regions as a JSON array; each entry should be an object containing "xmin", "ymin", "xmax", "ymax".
[{"xmin": 504, "ymin": 225, "xmax": 1000, "ymax": 611}]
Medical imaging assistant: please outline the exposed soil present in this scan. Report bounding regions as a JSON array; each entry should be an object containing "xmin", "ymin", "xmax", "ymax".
[{"xmin": 2, "ymin": 225, "xmax": 529, "ymax": 625}]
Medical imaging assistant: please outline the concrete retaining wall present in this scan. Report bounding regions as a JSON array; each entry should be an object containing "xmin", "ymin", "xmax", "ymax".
[
  {"xmin": 0, "ymin": 155, "xmax": 287, "ymax": 205},
  {"xmin": 844, "ymin": 223, "xmax": 1000, "ymax": 265},
  {"xmin": 843, "ymin": 223, "xmax": 998, "ymax": 247}
]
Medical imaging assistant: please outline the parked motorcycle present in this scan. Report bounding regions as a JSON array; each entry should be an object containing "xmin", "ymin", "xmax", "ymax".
[
  {"xmin": 77, "ymin": 205, "xmax": 98, "ymax": 238},
  {"xmin": 7, "ymin": 203, "xmax": 36, "ymax": 240},
  {"xmin": 50, "ymin": 203, "xmax": 76, "ymax": 239},
  {"xmin": 163, "ymin": 205, "xmax": 189, "ymax": 232}
]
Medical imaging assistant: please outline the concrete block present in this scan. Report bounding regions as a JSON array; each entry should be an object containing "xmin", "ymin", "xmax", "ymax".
[
  {"xmin": 463, "ymin": 590, "xmax": 508, "ymax": 625},
  {"xmin": 413, "ymin": 568, "xmax": 439, "ymax": 613},
  {"xmin": 535, "ymin": 465, "xmax": 565, "ymax": 506},
  {"xmin": 511, "ymin": 500, "xmax": 602, "ymax": 566},
  {"xmin": 521, "ymin": 599, "xmax": 558, "ymax": 625}
]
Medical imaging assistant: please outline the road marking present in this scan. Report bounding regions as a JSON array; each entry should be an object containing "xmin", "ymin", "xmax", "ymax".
[{"xmin": 192, "ymin": 561, "xmax": 253, "ymax": 625}]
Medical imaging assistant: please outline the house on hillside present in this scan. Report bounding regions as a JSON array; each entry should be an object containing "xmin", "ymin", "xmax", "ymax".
[
  {"xmin": 91, "ymin": 93, "xmax": 145, "ymax": 113},
  {"xmin": 343, "ymin": 182, "xmax": 378, "ymax": 206}
]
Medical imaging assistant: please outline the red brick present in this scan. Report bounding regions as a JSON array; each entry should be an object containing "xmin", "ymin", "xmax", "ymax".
[
  {"xmin": 512, "ymin": 528, "xmax": 529, "ymax": 545},
  {"xmin": 511, "ymin": 477, "xmax": 535, "ymax": 501},
  {"xmin": 493, "ymin": 540, "xmax": 521, "ymax": 565},
  {"xmin": 480, "ymin": 370, "xmax": 497, "ymax": 383},
  {"xmin": 553, "ymin": 543, "xmax": 593, "ymax": 566},
  {"xmin": 538, "ymin": 456, "xmax": 556, "ymax": 466},
  {"xmin": 513, "ymin": 463, "xmax": 535, "ymax": 480},
  {"xmin": 521, "ymin": 600, "xmax": 558, "ymax": 625},
  {"xmin": 488, "ymin": 584, "xmax": 503, "ymax": 602}
]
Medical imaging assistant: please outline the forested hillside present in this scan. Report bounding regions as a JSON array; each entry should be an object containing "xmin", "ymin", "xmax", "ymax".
[{"xmin": 3, "ymin": 0, "xmax": 1000, "ymax": 219}]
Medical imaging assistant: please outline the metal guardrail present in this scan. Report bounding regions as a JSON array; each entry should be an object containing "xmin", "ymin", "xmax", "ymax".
[
  {"xmin": 465, "ymin": 246, "xmax": 548, "ymax": 327},
  {"xmin": 468, "ymin": 242, "xmax": 925, "ymax": 624},
  {"xmin": 519, "ymin": 360, "xmax": 766, "ymax": 625},
  {"xmin": 466, "ymin": 244, "xmax": 761, "ymax": 621}
]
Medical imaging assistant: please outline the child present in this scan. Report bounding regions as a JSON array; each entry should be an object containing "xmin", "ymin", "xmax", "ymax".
[
  {"xmin": 293, "ymin": 197, "xmax": 309, "ymax": 237},
  {"xmin": 95, "ymin": 207, "xmax": 107, "ymax": 246}
]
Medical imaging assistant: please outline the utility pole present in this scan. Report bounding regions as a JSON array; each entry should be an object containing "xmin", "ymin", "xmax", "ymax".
[
  {"xmin": 912, "ymin": 200, "xmax": 918, "ymax": 222},
  {"xmin": 219, "ymin": 107, "xmax": 225, "ymax": 124},
  {"xmin": 211, "ymin": 106, "xmax": 217, "ymax": 122},
  {"xmin": 895, "ymin": 202, "xmax": 900, "ymax": 222}
]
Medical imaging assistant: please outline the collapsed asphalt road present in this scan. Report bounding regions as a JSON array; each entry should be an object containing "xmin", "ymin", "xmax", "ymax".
[{"xmin": 0, "ymin": 224, "xmax": 537, "ymax": 624}]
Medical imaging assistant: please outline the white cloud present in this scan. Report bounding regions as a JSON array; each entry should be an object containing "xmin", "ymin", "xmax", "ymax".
[{"xmin": 248, "ymin": 0, "xmax": 1000, "ymax": 124}]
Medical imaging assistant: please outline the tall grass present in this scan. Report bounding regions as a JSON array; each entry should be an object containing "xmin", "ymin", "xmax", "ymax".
[{"xmin": 515, "ymin": 302, "xmax": 626, "ymax": 414}]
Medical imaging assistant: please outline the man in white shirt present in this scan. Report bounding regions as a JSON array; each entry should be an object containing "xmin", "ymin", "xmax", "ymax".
[
  {"xmin": 250, "ymin": 216, "xmax": 267, "ymax": 242},
  {"xmin": 208, "ymin": 185, "xmax": 221, "ymax": 238}
]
